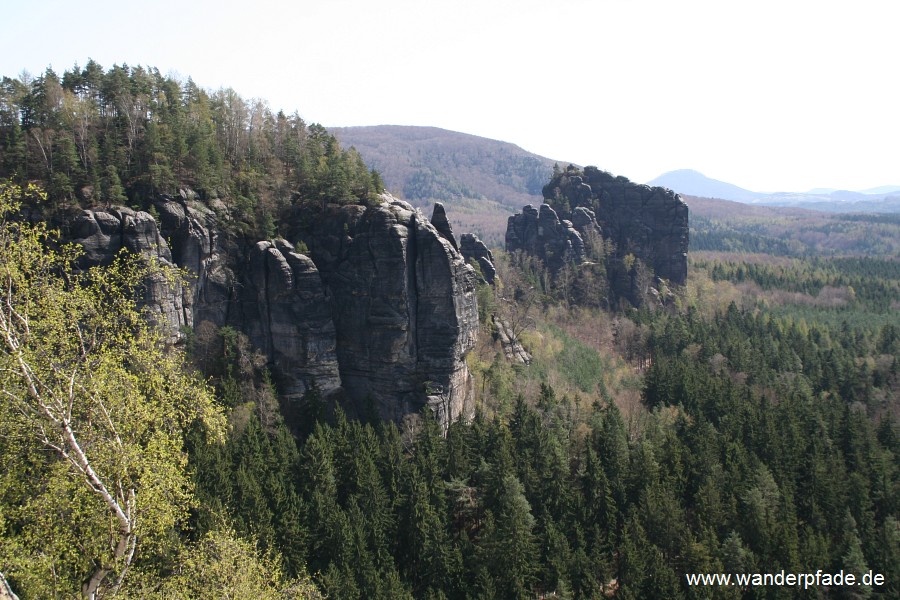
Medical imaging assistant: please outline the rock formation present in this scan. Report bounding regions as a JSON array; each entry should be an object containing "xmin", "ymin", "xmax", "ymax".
[
  {"xmin": 245, "ymin": 240, "xmax": 341, "ymax": 403},
  {"xmin": 460, "ymin": 233, "xmax": 496, "ymax": 285},
  {"xmin": 430, "ymin": 202, "xmax": 459, "ymax": 251},
  {"xmin": 68, "ymin": 194, "xmax": 478, "ymax": 429},
  {"xmin": 304, "ymin": 198, "xmax": 478, "ymax": 424},
  {"xmin": 568, "ymin": 167, "xmax": 689, "ymax": 286},
  {"xmin": 508, "ymin": 165, "xmax": 689, "ymax": 305},
  {"xmin": 492, "ymin": 315, "xmax": 531, "ymax": 364},
  {"xmin": 70, "ymin": 206, "xmax": 189, "ymax": 344},
  {"xmin": 505, "ymin": 203, "xmax": 599, "ymax": 270}
]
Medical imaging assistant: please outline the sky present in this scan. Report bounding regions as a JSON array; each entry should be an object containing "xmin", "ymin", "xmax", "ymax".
[{"xmin": 2, "ymin": 0, "xmax": 897, "ymax": 193}]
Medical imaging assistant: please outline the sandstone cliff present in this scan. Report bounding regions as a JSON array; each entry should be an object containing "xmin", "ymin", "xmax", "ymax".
[
  {"xmin": 71, "ymin": 206, "xmax": 190, "ymax": 344},
  {"xmin": 460, "ymin": 233, "xmax": 496, "ymax": 285},
  {"xmin": 566, "ymin": 167, "xmax": 689, "ymax": 287},
  {"xmin": 304, "ymin": 197, "xmax": 478, "ymax": 425},
  {"xmin": 508, "ymin": 165, "xmax": 689, "ymax": 305},
  {"xmin": 68, "ymin": 194, "xmax": 478, "ymax": 429}
]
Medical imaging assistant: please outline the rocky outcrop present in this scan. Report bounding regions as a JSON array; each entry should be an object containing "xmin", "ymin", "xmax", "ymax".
[
  {"xmin": 542, "ymin": 166, "xmax": 689, "ymax": 286},
  {"xmin": 68, "ymin": 194, "xmax": 478, "ymax": 429},
  {"xmin": 578, "ymin": 167, "xmax": 689, "ymax": 286},
  {"xmin": 492, "ymin": 315, "xmax": 531, "ymax": 364},
  {"xmin": 460, "ymin": 233, "xmax": 496, "ymax": 285},
  {"xmin": 245, "ymin": 240, "xmax": 341, "ymax": 403},
  {"xmin": 305, "ymin": 197, "xmax": 478, "ymax": 424},
  {"xmin": 430, "ymin": 202, "xmax": 459, "ymax": 251},
  {"xmin": 151, "ymin": 198, "xmax": 238, "ymax": 331},
  {"xmin": 505, "ymin": 203, "xmax": 597, "ymax": 271},
  {"xmin": 70, "ymin": 207, "xmax": 188, "ymax": 343},
  {"xmin": 508, "ymin": 165, "xmax": 688, "ymax": 305}
]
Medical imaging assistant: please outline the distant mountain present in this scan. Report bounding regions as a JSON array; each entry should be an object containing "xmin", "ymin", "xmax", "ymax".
[
  {"xmin": 647, "ymin": 169, "xmax": 765, "ymax": 202},
  {"xmin": 650, "ymin": 169, "xmax": 900, "ymax": 213}
]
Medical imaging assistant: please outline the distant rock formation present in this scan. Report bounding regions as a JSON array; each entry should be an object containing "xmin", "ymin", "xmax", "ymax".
[
  {"xmin": 564, "ymin": 167, "xmax": 689, "ymax": 287},
  {"xmin": 505, "ymin": 203, "xmax": 601, "ymax": 270},
  {"xmin": 507, "ymin": 165, "xmax": 688, "ymax": 305},
  {"xmin": 460, "ymin": 233, "xmax": 496, "ymax": 284},
  {"xmin": 68, "ymin": 194, "xmax": 479, "ymax": 429},
  {"xmin": 506, "ymin": 204, "xmax": 577, "ymax": 269}
]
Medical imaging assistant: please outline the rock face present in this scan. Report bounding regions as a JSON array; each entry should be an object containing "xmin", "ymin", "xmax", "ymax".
[
  {"xmin": 245, "ymin": 240, "xmax": 341, "ymax": 403},
  {"xmin": 70, "ymin": 207, "xmax": 189, "ymax": 343},
  {"xmin": 305, "ymin": 198, "xmax": 478, "ymax": 424},
  {"xmin": 568, "ymin": 167, "xmax": 689, "ymax": 286},
  {"xmin": 492, "ymin": 315, "xmax": 531, "ymax": 364},
  {"xmin": 505, "ymin": 203, "xmax": 599, "ymax": 271},
  {"xmin": 69, "ymin": 194, "xmax": 477, "ymax": 429},
  {"xmin": 508, "ymin": 165, "xmax": 689, "ymax": 304},
  {"xmin": 460, "ymin": 233, "xmax": 496, "ymax": 285}
]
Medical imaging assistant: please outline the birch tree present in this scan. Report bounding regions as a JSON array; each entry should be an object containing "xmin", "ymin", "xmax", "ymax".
[{"xmin": 0, "ymin": 181, "xmax": 224, "ymax": 598}]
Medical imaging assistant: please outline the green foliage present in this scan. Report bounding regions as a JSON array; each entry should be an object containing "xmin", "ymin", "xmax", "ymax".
[
  {"xmin": 0, "ymin": 180, "xmax": 225, "ymax": 596},
  {"xmin": 474, "ymin": 279, "xmax": 495, "ymax": 324},
  {"xmin": 0, "ymin": 63, "xmax": 376, "ymax": 237},
  {"xmin": 3, "ymin": 63, "xmax": 900, "ymax": 600},
  {"xmin": 690, "ymin": 209, "xmax": 900, "ymax": 256},
  {"xmin": 151, "ymin": 528, "xmax": 322, "ymax": 599}
]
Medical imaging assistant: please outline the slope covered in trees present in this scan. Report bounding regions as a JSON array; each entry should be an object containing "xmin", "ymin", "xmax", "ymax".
[
  {"xmin": 687, "ymin": 196, "xmax": 900, "ymax": 257},
  {"xmin": 1, "ymin": 62, "xmax": 898, "ymax": 598},
  {"xmin": 0, "ymin": 61, "xmax": 383, "ymax": 238},
  {"xmin": 178, "ymin": 245, "xmax": 900, "ymax": 598},
  {"xmin": 0, "ymin": 181, "xmax": 321, "ymax": 598}
]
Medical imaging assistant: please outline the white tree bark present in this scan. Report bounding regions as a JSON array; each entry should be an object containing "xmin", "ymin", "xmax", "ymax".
[{"xmin": 1, "ymin": 304, "xmax": 136, "ymax": 600}]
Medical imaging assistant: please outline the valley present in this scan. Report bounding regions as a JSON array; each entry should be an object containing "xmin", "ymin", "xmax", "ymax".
[{"xmin": 1, "ymin": 64, "xmax": 898, "ymax": 599}]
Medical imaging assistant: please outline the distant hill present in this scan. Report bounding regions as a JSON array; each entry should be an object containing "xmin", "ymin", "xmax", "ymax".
[
  {"xmin": 651, "ymin": 169, "xmax": 900, "ymax": 212},
  {"xmin": 331, "ymin": 125, "xmax": 563, "ymax": 207},
  {"xmin": 330, "ymin": 126, "xmax": 567, "ymax": 246},
  {"xmin": 860, "ymin": 185, "xmax": 900, "ymax": 195},
  {"xmin": 684, "ymin": 194, "xmax": 900, "ymax": 256},
  {"xmin": 647, "ymin": 169, "xmax": 765, "ymax": 202}
]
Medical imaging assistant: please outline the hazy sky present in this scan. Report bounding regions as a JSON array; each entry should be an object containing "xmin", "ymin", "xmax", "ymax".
[{"xmin": 2, "ymin": 0, "xmax": 896, "ymax": 192}]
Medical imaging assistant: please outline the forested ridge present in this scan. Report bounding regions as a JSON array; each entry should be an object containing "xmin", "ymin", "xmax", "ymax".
[
  {"xmin": 687, "ymin": 197, "xmax": 900, "ymax": 257},
  {"xmin": 0, "ymin": 61, "xmax": 383, "ymax": 236},
  {"xmin": 1, "ymin": 63, "xmax": 899, "ymax": 599}
]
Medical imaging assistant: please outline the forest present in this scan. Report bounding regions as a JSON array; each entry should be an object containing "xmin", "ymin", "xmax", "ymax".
[
  {"xmin": 1, "ymin": 62, "xmax": 899, "ymax": 599},
  {"xmin": 0, "ymin": 61, "xmax": 383, "ymax": 238}
]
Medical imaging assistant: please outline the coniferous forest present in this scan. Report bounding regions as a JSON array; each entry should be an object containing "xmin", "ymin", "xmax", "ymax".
[{"xmin": 1, "ymin": 63, "xmax": 899, "ymax": 599}]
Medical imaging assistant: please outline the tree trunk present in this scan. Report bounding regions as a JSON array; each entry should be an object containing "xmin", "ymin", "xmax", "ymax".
[{"xmin": 0, "ymin": 573, "xmax": 20, "ymax": 600}]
